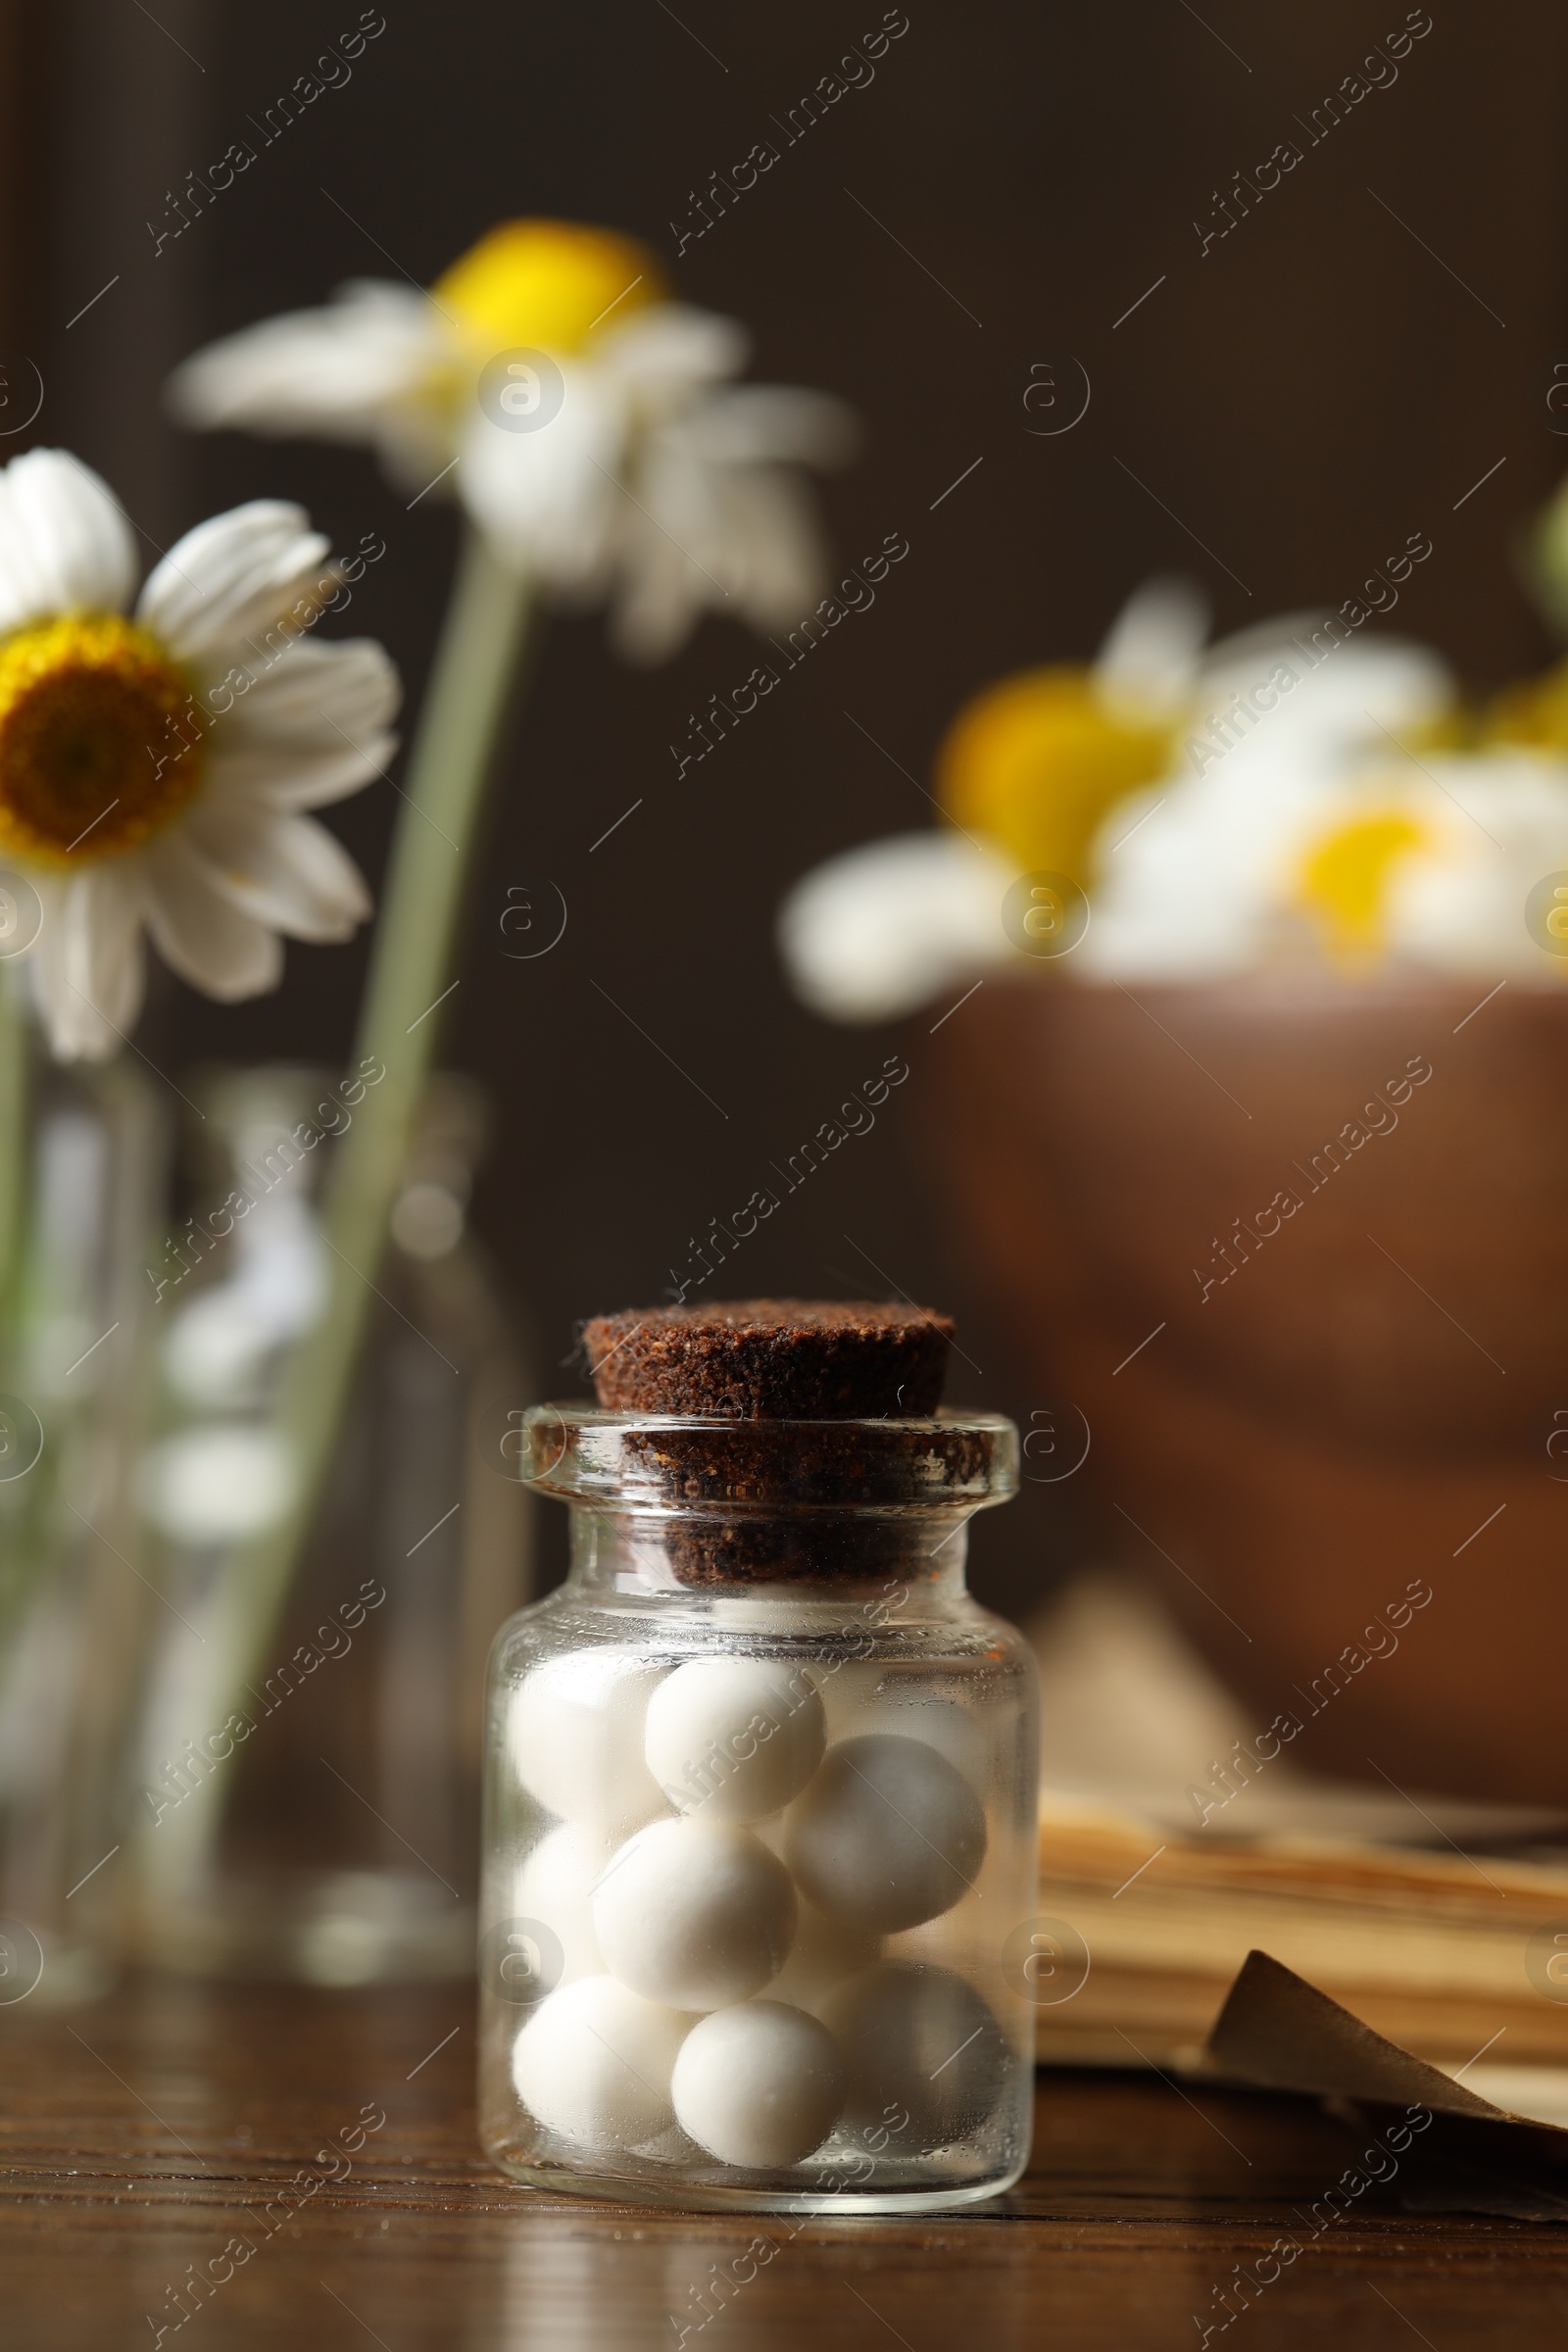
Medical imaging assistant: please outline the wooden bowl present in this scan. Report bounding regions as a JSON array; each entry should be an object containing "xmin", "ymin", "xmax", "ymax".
[{"xmin": 925, "ymin": 972, "xmax": 1568, "ymax": 1804}]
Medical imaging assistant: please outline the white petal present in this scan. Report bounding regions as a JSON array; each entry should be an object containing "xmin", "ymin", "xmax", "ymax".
[
  {"xmin": 604, "ymin": 430, "xmax": 718, "ymax": 661},
  {"xmin": 1094, "ymin": 576, "xmax": 1209, "ymax": 718},
  {"xmin": 678, "ymin": 385, "xmax": 858, "ymax": 469},
  {"xmin": 1080, "ymin": 814, "xmax": 1265, "ymax": 981},
  {"xmin": 1201, "ymin": 609, "xmax": 1335, "ymax": 668},
  {"xmin": 0, "ymin": 449, "xmax": 136, "ymax": 635},
  {"xmin": 222, "ymin": 634, "xmax": 401, "ymax": 745},
  {"xmin": 212, "ymin": 637, "xmax": 401, "ymax": 807},
  {"xmin": 137, "ymin": 501, "xmax": 330, "ymax": 663},
  {"xmin": 142, "ymin": 830, "xmax": 284, "ymax": 1000},
  {"xmin": 1199, "ymin": 626, "xmax": 1452, "ymax": 743},
  {"xmin": 168, "ymin": 282, "xmax": 447, "ymax": 440},
  {"xmin": 608, "ymin": 528, "xmax": 707, "ymax": 664},
  {"xmin": 1388, "ymin": 752, "xmax": 1568, "ymax": 982},
  {"xmin": 610, "ymin": 432, "xmax": 827, "ymax": 662},
  {"xmin": 459, "ymin": 369, "xmax": 623, "ymax": 580},
  {"xmin": 778, "ymin": 833, "xmax": 1017, "ymax": 1023},
  {"xmin": 207, "ymin": 739, "xmax": 394, "ymax": 813},
  {"xmin": 28, "ymin": 863, "xmax": 147, "ymax": 1058},
  {"xmin": 181, "ymin": 800, "xmax": 370, "ymax": 941},
  {"xmin": 598, "ymin": 305, "xmax": 749, "ymax": 404},
  {"xmin": 704, "ymin": 464, "xmax": 830, "ymax": 625}
]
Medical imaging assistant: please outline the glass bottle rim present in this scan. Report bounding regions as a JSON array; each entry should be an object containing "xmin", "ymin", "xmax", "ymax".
[{"xmin": 516, "ymin": 1404, "xmax": 1019, "ymax": 1516}]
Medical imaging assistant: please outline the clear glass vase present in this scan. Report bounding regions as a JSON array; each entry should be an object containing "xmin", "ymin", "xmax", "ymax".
[
  {"xmin": 479, "ymin": 1406, "xmax": 1039, "ymax": 2214},
  {"xmin": 0, "ymin": 979, "xmax": 168, "ymax": 2004},
  {"xmin": 128, "ymin": 1066, "xmax": 531, "ymax": 1983}
]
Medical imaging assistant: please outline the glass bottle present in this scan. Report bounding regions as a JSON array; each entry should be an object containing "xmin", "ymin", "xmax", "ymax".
[
  {"xmin": 0, "ymin": 989, "xmax": 168, "ymax": 2004},
  {"xmin": 479, "ymin": 1405, "xmax": 1037, "ymax": 2213},
  {"xmin": 129, "ymin": 1066, "xmax": 530, "ymax": 1982}
]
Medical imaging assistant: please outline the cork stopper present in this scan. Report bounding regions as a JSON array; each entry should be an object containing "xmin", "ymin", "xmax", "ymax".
[{"xmin": 583, "ymin": 1298, "xmax": 955, "ymax": 1419}]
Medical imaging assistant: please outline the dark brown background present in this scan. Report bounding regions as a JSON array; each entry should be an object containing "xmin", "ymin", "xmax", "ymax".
[{"xmin": 1, "ymin": 0, "xmax": 1562, "ymax": 1610}]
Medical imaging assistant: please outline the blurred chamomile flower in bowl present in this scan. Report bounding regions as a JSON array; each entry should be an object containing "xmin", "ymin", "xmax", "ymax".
[
  {"xmin": 169, "ymin": 217, "xmax": 856, "ymax": 662},
  {"xmin": 0, "ymin": 447, "xmax": 397, "ymax": 1059},
  {"xmin": 779, "ymin": 557, "xmax": 1568, "ymax": 1819},
  {"xmin": 777, "ymin": 571, "xmax": 1568, "ymax": 1015}
]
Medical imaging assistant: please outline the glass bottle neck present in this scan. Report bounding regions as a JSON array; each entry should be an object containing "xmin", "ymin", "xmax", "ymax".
[{"xmin": 560, "ymin": 1505, "xmax": 976, "ymax": 1615}]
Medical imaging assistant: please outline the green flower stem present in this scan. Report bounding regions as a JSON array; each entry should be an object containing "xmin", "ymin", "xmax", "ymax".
[
  {"xmin": 134, "ymin": 527, "xmax": 535, "ymax": 1911},
  {"xmin": 279, "ymin": 528, "xmax": 534, "ymax": 1546}
]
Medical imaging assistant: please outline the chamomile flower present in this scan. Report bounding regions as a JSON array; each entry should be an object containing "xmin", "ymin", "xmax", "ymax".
[
  {"xmin": 168, "ymin": 218, "xmax": 855, "ymax": 662},
  {"xmin": 1327, "ymin": 753, "xmax": 1568, "ymax": 981},
  {"xmin": 1080, "ymin": 626, "xmax": 1455, "ymax": 980},
  {"xmin": 0, "ymin": 447, "xmax": 398, "ymax": 1059},
  {"xmin": 778, "ymin": 579, "xmax": 1472, "ymax": 1018}
]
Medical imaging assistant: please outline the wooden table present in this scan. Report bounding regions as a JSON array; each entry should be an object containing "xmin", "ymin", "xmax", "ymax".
[{"xmin": 0, "ymin": 1979, "xmax": 1560, "ymax": 2348}]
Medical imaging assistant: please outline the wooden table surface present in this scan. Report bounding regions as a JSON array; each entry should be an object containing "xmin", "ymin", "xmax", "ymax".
[{"xmin": 0, "ymin": 1978, "xmax": 1560, "ymax": 2349}]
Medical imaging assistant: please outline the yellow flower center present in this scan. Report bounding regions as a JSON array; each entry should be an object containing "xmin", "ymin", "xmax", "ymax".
[
  {"xmin": 937, "ymin": 665, "xmax": 1175, "ymax": 884},
  {"xmin": 1297, "ymin": 809, "xmax": 1427, "ymax": 958},
  {"xmin": 432, "ymin": 219, "xmax": 665, "ymax": 359},
  {"xmin": 0, "ymin": 612, "xmax": 203, "ymax": 867}
]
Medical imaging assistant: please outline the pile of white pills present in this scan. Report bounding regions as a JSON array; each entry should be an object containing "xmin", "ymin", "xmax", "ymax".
[{"xmin": 506, "ymin": 1648, "xmax": 1006, "ymax": 2173}]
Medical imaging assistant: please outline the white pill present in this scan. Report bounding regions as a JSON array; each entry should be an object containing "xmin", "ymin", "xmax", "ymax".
[
  {"xmin": 824, "ymin": 1675, "xmax": 988, "ymax": 1798},
  {"xmin": 767, "ymin": 1900, "xmax": 881, "ymax": 2015},
  {"xmin": 592, "ymin": 1816, "xmax": 796, "ymax": 2010},
  {"xmin": 509, "ymin": 1648, "xmax": 666, "ymax": 1834},
  {"xmin": 644, "ymin": 1656, "xmax": 825, "ymax": 1822},
  {"xmin": 820, "ymin": 1960, "xmax": 1008, "ymax": 2152},
  {"xmin": 512, "ymin": 1974, "xmax": 689, "ymax": 2149},
  {"xmin": 514, "ymin": 1824, "xmax": 613, "ymax": 1984},
  {"xmin": 672, "ymin": 2000, "xmax": 846, "ymax": 2168},
  {"xmin": 784, "ymin": 1735, "xmax": 987, "ymax": 1933}
]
